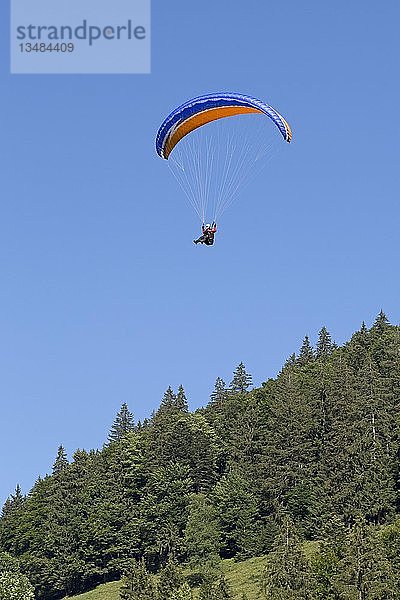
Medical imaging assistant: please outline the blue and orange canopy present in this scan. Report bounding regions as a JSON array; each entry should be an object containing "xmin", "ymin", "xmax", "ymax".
[{"xmin": 156, "ymin": 92, "xmax": 292, "ymax": 160}]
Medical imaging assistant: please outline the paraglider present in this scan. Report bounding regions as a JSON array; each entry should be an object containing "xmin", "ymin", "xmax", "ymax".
[
  {"xmin": 193, "ymin": 222, "xmax": 217, "ymax": 245},
  {"xmin": 156, "ymin": 93, "xmax": 292, "ymax": 244}
]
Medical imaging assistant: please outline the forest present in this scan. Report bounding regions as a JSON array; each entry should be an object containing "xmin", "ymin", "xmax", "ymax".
[{"xmin": 2, "ymin": 311, "xmax": 400, "ymax": 599}]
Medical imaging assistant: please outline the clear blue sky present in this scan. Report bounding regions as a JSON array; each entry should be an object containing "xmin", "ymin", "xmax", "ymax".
[{"xmin": 1, "ymin": 0, "xmax": 399, "ymax": 504}]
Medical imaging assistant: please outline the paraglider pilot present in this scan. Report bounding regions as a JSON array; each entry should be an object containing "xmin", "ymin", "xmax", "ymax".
[{"xmin": 194, "ymin": 222, "xmax": 217, "ymax": 245}]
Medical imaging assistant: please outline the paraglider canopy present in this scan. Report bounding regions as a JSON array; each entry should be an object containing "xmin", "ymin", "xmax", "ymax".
[
  {"xmin": 156, "ymin": 92, "xmax": 292, "ymax": 160},
  {"xmin": 156, "ymin": 92, "xmax": 292, "ymax": 223}
]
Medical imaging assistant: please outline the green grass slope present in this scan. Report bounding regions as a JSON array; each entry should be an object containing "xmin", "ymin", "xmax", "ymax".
[
  {"xmin": 67, "ymin": 556, "xmax": 268, "ymax": 600},
  {"xmin": 67, "ymin": 580, "xmax": 122, "ymax": 600}
]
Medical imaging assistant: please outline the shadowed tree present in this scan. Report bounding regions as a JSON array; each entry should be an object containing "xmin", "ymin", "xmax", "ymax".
[
  {"xmin": 52, "ymin": 445, "xmax": 68, "ymax": 475},
  {"xmin": 176, "ymin": 385, "xmax": 189, "ymax": 412},
  {"xmin": 262, "ymin": 517, "xmax": 314, "ymax": 599},
  {"xmin": 120, "ymin": 559, "xmax": 157, "ymax": 600},
  {"xmin": 372, "ymin": 309, "xmax": 390, "ymax": 333},
  {"xmin": 184, "ymin": 493, "xmax": 220, "ymax": 571},
  {"xmin": 229, "ymin": 363, "xmax": 252, "ymax": 394},
  {"xmin": 210, "ymin": 378, "xmax": 228, "ymax": 406},
  {"xmin": 334, "ymin": 516, "xmax": 397, "ymax": 599},
  {"xmin": 298, "ymin": 335, "xmax": 314, "ymax": 366},
  {"xmin": 316, "ymin": 327, "xmax": 334, "ymax": 359},
  {"xmin": 108, "ymin": 403, "xmax": 135, "ymax": 443}
]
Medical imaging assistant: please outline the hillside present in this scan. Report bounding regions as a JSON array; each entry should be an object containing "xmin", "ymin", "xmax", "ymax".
[
  {"xmin": 68, "ymin": 557, "xmax": 268, "ymax": 600},
  {"xmin": 2, "ymin": 312, "xmax": 400, "ymax": 599}
]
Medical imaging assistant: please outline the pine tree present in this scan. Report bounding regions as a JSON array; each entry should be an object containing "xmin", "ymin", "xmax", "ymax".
[
  {"xmin": 298, "ymin": 335, "xmax": 314, "ymax": 365},
  {"xmin": 229, "ymin": 363, "xmax": 252, "ymax": 393},
  {"xmin": 184, "ymin": 494, "xmax": 220, "ymax": 570},
  {"xmin": 334, "ymin": 517, "xmax": 397, "ymax": 599},
  {"xmin": 212, "ymin": 471, "xmax": 261, "ymax": 558},
  {"xmin": 176, "ymin": 385, "xmax": 189, "ymax": 412},
  {"xmin": 120, "ymin": 559, "xmax": 157, "ymax": 600},
  {"xmin": 108, "ymin": 403, "xmax": 135, "ymax": 442},
  {"xmin": 159, "ymin": 386, "xmax": 177, "ymax": 411},
  {"xmin": 141, "ymin": 463, "xmax": 193, "ymax": 567},
  {"xmin": 316, "ymin": 327, "xmax": 333, "ymax": 358},
  {"xmin": 372, "ymin": 309, "xmax": 390, "ymax": 332},
  {"xmin": 210, "ymin": 378, "xmax": 228, "ymax": 406},
  {"xmin": 158, "ymin": 558, "xmax": 184, "ymax": 600},
  {"xmin": 170, "ymin": 581, "xmax": 193, "ymax": 599},
  {"xmin": 262, "ymin": 518, "xmax": 314, "ymax": 599},
  {"xmin": 207, "ymin": 378, "xmax": 228, "ymax": 427},
  {"xmin": 52, "ymin": 445, "xmax": 68, "ymax": 474}
]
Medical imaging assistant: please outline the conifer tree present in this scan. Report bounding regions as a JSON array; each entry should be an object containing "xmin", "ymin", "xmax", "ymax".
[
  {"xmin": 210, "ymin": 378, "xmax": 228, "ymax": 408},
  {"xmin": 52, "ymin": 445, "xmax": 68, "ymax": 474},
  {"xmin": 170, "ymin": 581, "xmax": 193, "ymax": 600},
  {"xmin": 1, "ymin": 485, "xmax": 24, "ymax": 521},
  {"xmin": 158, "ymin": 558, "xmax": 184, "ymax": 600},
  {"xmin": 311, "ymin": 515, "xmax": 346, "ymax": 599},
  {"xmin": 11, "ymin": 484, "xmax": 24, "ymax": 507},
  {"xmin": 229, "ymin": 363, "xmax": 252, "ymax": 393},
  {"xmin": 120, "ymin": 559, "xmax": 157, "ymax": 600},
  {"xmin": 159, "ymin": 386, "xmax": 177, "ymax": 411},
  {"xmin": 176, "ymin": 385, "xmax": 189, "ymax": 412},
  {"xmin": 199, "ymin": 575, "xmax": 232, "ymax": 600},
  {"xmin": 108, "ymin": 403, "xmax": 135, "ymax": 442},
  {"xmin": 207, "ymin": 378, "xmax": 228, "ymax": 427},
  {"xmin": 212, "ymin": 471, "xmax": 261, "ymax": 558},
  {"xmin": 334, "ymin": 517, "xmax": 396, "ymax": 599},
  {"xmin": 316, "ymin": 326, "xmax": 333, "ymax": 358},
  {"xmin": 372, "ymin": 309, "xmax": 390, "ymax": 332},
  {"xmin": 262, "ymin": 518, "xmax": 314, "ymax": 599},
  {"xmin": 184, "ymin": 494, "xmax": 220, "ymax": 570},
  {"xmin": 141, "ymin": 463, "xmax": 193, "ymax": 567},
  {"xmin": 282, "ymin": 354, "xmax": 296, "ymax": 370},
  {"xmin": 298, "ymin": 335, "xmax": 314, "ymax": 365}
]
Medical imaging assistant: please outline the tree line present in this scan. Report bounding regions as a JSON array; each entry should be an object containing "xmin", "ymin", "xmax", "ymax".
[{"xmin": 2, "ymin": 311, "xmax": 400, "ymax": 599}]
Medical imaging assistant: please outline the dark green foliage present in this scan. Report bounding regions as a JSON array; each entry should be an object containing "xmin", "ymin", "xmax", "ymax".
[
  {"xmin": 262, "ymin": 518, "xmax": 314, "ymax": 599},
  {"xmin": 108, "ymin": 403, "xmax": 135, "ymax": 442},
  {"xmin": 141, "ymin": 463, "xmax": 193, "ymax": 567},
  {"xmin": 298, "ymin": 335, "xmax": 314, "ymax": 365},
  {"xmin": 229, "ymin": 362, "xmax": 252, "ymax": 393},
  {"xmin": 157, "ymin": 558, "xmax": 184, "ymax": 599},
  {"xmin": 199, "ymin": 574, "xmax": 232, "ymax": 600},
  {"xmin": 311, "ymin": 516, "xmax": 347, "ymax": 599},
  {"xmin": 2, "ymin": 312, "xmax": 400, "ymax": 599},
  {"xmin": 147, "ymin": 393, "xmax": 220, "ymax": 492},
  {"xmin": 208, "ymin": 378, "xmax": 228, "ymax": 425},
  {"xmin": 155, "ymin": 386, "xmax": 188, "ymax": 419},
  {"xmin": 0, "ymin": 551, "xmax": 20, "ymax": 573},
  {"xmin": 334, "ymin": 517, "xmax": 398, "ymax": 599},
  {"xmin": 184, "ymin": 494, "xmax": 220, "ymax": 570},
  {"xmin": 52, "ymin": 445, "xmax": 68, "ymax": 474},
  {"xmin": 372, "ymin": 309, "xmax": 390, "ymax": 333},
  {"xmin": 120, "ymin": 559, "xmax": 157, "ymax": 600},
  {"xmin": 316, "ymin": 326, "xmax": 334, "ymax": 358},
  {"xmin": 176, "ymin": 385, "xmax": 189, "ymax": 412},
  {"xmin": 212, "ymin": 471, "xmax": 262, "ymax": 558},
  {"xmin": 210, "ymin": 378, "xmax": 227, "ymax": 405}
]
